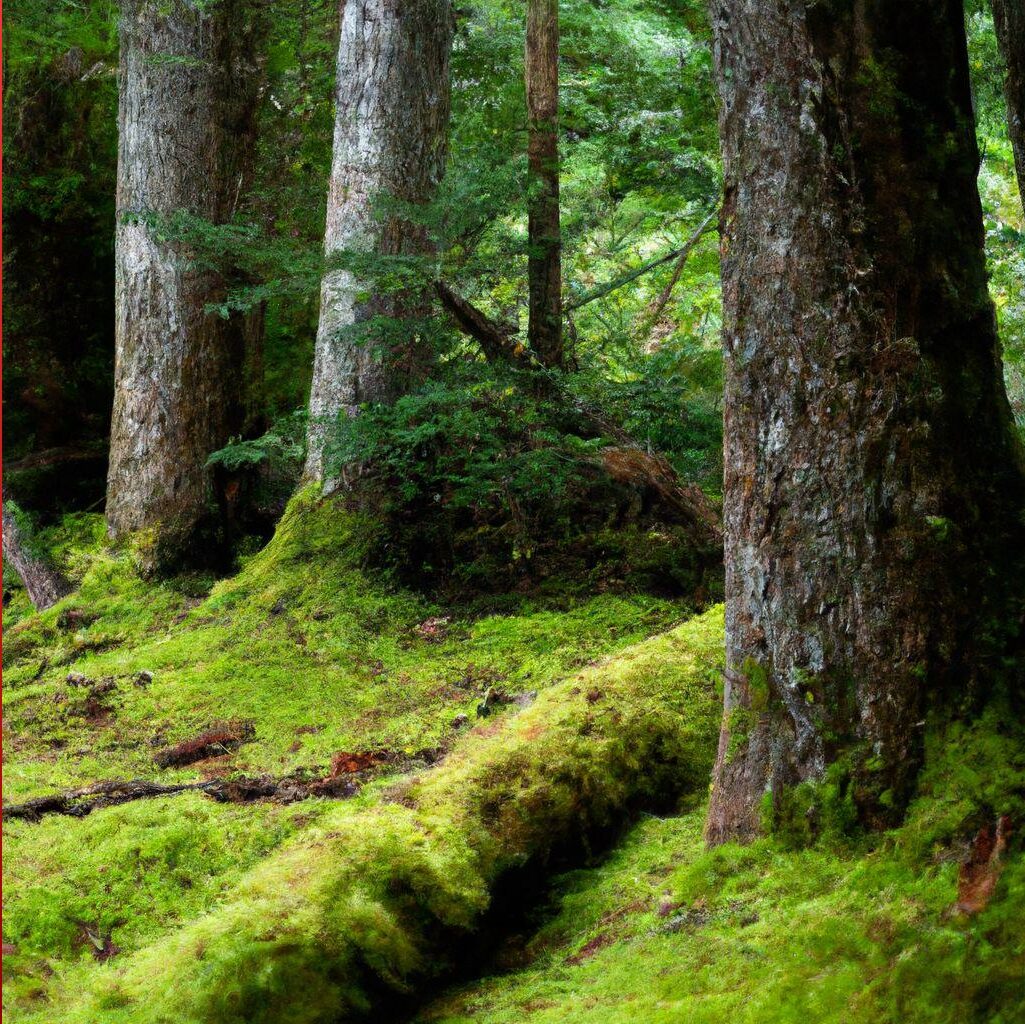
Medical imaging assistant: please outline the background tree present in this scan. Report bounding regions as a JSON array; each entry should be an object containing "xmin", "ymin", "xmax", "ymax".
[
  {"xmin": 106, "ymin": 0, "xmax": 265, "ymax": 561},
  {"xmin": 303, "ymin": 0, "xmax": 454, "ymax": 484},
  {"xmin": 705, "ymin": 0, "xmax": 1025, "ymax": 844},
  {"xmin": 525, "ymin": 0, "xmax": 563, "ymax": 369},
  {"xmin": 992, "ymin": 0, "xmax": 1025, "ymax": 211}
]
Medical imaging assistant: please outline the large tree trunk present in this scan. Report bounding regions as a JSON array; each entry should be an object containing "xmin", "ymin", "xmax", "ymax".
[
  {"xmin": 106, "ymin": 1, "xmax": 264, "ymax": 560},
  {"xmin": 303, "ymin": 0, "xmax": 454, "ymax": 484},
  {"xmin": 2, "ymin": 502, "xmax": 71, "ymax": 611},
  {"xmin": 525, "ymin": 0, "xmax": 563, "ymax": 370},
  {"xmin": 993, "ymin": 0, "xmax": 1025, "ymax": 211},
  {"xmin": 705, "ymin": 0, "xmax": 1025, "ymax": 845}
]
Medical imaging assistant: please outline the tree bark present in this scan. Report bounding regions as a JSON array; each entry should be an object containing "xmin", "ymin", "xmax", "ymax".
[
  {"xmin": 705, "ymin": 0, "xmax": 1025, "ymax": 845},
  {"xmin": 526, "ymin": 0, "xmax": 564, "ymax": 369},
  {"xmin": 2, "ymin": 502, "xmax": 72, "ymax": 611},
  {"xmin": 993, "ymin": 0, "xmax": 1025, "ymax": 212},
  {"xmin": 107, "ymin": 1, "xmax": 265, "ymax": 561},
  {"xmin": 303, "ymin": 0, "xmax": 454, "ymax": 484}
]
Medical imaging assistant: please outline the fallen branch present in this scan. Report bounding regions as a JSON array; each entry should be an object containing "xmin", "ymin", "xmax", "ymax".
[
  {"xmin": 434, "ymin": 281, "xmax": 527, "ymax": 366},
  {"xmin": 2, "ymin": 500, "xmax": 73, "ymax": 611},
  {"xmin": 638, "ymin": 208, "xmax": 718, "ymax": 331},
  {"xmin": 3, "ymin": 780, "xmax": 215, "ymax": 822},
  {"xmin": 3, "ymin": 749, "xmax": 443, "ymax": 822}
]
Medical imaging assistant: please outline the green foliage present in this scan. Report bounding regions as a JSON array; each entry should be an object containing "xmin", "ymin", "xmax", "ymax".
[
  {"xmin": 969, "ymin": 9, "xmax": 1025, "ymax": 430},
  {"xmin": 327, "ymin": 365, "xmax": 598, "ymax": 517},
  {"xmin": 206, "ymin": 411, "xmax": 307, "ymax": 474}
]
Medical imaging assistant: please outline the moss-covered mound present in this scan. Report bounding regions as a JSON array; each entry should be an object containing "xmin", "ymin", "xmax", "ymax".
[
  {"xmin": 417, "ymin": 711, "xmax": 1025, "ymax": 1024},
  {"xmin": 2, "ymin": 489, "xmax": 723, "ymax": 1021},
  {"xmin": 7, "ymin": 610, "xmax": 724, "ymax": 1023}
]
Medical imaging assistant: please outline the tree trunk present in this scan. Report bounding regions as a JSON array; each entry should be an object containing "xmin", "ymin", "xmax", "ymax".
[
  {"xmin": 303, "ymin": 0, "xmax": 454, "ymax": 484},
  {"xmin": 525, "ymin": 0, "xmax": 563, "ymax": 370},
  {"xmin": 2, "ymin": 502, "xmax": 71, "ymax": 611},
  {"xmin": 705, "ymin": 0, "xmax": 1025, "ymax": 845},
  {"xmin": 106, "ymin": 1, "xmax": 264, "ymax": 560},
  {"xmin": 993, "ymin": 0, "xmax": 1025, "ymax": 211}
]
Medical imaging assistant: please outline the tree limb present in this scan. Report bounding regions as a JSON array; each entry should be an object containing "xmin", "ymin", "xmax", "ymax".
[
  {"xmin": 639, "ymin": 208, "xmax": 718, "ymax": 331},
  {"xmin": 434, "ymin": 282, "xmax": 723, "ymax": 549},
  {"xmin": 564, "ymin": 208, "xmax": 717, "ymax": 314}
]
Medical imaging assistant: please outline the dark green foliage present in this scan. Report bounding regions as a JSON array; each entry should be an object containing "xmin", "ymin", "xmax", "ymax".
[{"xmin": 2, "ymin": 1, "xmax": 118, "ymax": 507}]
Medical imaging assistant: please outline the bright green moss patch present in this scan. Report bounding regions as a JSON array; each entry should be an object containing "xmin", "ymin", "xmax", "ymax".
[
  {"xmin": 3, "ymin": 490, "xmax": 718, "ymax": 1021},
  {"xmin": 7, "ymin": 607, "xmax": 724, "ymax": 1023},
  {"xmin": 417, "ymin": 714, "xmax": 1025, "ymax": 1024},
  {"xmin": 2, "ymin": 796, "xmax": 323, "ymax": 1007},
  {"xmin": 2, "ymin": 490, "xmax": 689, "ymax": 803}
]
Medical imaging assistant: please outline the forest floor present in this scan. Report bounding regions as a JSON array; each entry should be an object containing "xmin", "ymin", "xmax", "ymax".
[{"xmin": 2, "ymin": 491, "xmax": 1024, "ymax": 1023}]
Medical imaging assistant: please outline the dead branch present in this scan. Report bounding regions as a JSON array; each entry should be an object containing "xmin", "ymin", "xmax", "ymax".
[{"xmin": 2, "ymin": 500, "xmax": 73, "ymax": 611}]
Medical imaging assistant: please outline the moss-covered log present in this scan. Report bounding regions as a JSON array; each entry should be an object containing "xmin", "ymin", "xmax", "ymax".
[{"xmin": 51, "ymin": 607, "xmax": 723, "ymax": 1024}]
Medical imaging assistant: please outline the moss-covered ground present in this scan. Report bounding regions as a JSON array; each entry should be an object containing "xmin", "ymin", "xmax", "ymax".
[
  {"xmin": 417, "ymin": 711, "xmax": 1025, "ymax": 1024},
  {"xmin": 3, "ymin": 490, "xmax": 1024, "ymax": 1023}
]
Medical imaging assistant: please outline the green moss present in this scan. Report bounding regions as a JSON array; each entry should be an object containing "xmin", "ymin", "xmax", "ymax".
[
  {"xmin": 3, "ymin": 489, "xmax": 686, "ymax": 803},
  {"xmin": 2, "ymin": 488, "xmax": 720, "ymax": 1022},
  {"xmin": 415, "ymin": 713, "xmax": 1025, "ymax": 1024},
  {"xmin": 5, "ymin": 607, "xmax": 723, "ymax": 1023},
  {"xmin": 743, "ymin": 657, "xmax": 771, "ymax": 712}
]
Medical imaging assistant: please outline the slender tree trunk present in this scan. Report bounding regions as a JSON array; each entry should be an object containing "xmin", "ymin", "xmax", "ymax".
[
  {"xmin": 2, "ymin": 502, "xmax": 71, "ymax": 611},
  {"xmin": 107, "ymin": 1, "xmax": 264, "ymax": 561},
  {"xmin": 993, "ymin": 0, "xmax": 1025, "ymax": 211},
  {"xmin": 303, "ymin": 0, "xmax": 454, "ymax": 484},
  {"xmin": 705, "ymin": 0, "xmax": 1025, "ymax": 845},
  {"xmin": 525, "ymin": 0, "xmax": 563, "ymax": 370}
]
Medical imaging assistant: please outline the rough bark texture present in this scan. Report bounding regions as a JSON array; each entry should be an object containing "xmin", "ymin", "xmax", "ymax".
[
  {"xmin": 993, "ymin": 0, "xmax": 1025, "ymax": 211},
  {"xmin": 2, "ymin": 502, "xmax": 72, "ymax": 611},
  {"xmin": 107, "ymin": 1, "xmax": 264, "ymax": 556},
  {"xmin": 304, "ymin": 0, "xmax": 454, "ymax": 483},
  {"xmin": 525, "ymin": 0, "xmax": 564, "ymax": 369},
  {"xmin": 705, "ymin": 0, "xmax": 1025, "ymax": 845}
]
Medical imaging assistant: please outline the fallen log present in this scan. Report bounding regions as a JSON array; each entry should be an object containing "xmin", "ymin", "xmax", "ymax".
[{"xmin": 54, "ymin": 608, "xmax": 725, "ymax": 1024}]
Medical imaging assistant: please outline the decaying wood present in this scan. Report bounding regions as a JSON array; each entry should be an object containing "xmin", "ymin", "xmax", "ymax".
[
  {"xmin": 3, "ymin": 747, "xmax": 444, "ymax": 822},
  {"xmin": 3, "ymin": 780, "xmax": 214, "ymax": 822},
  {"xmin": 955, "ymin": 815, "xmax": 1013, "ymax": 915},
  {"xmin": 2, "ymin": 502, "xmax": 72, "ymax": 611}
]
